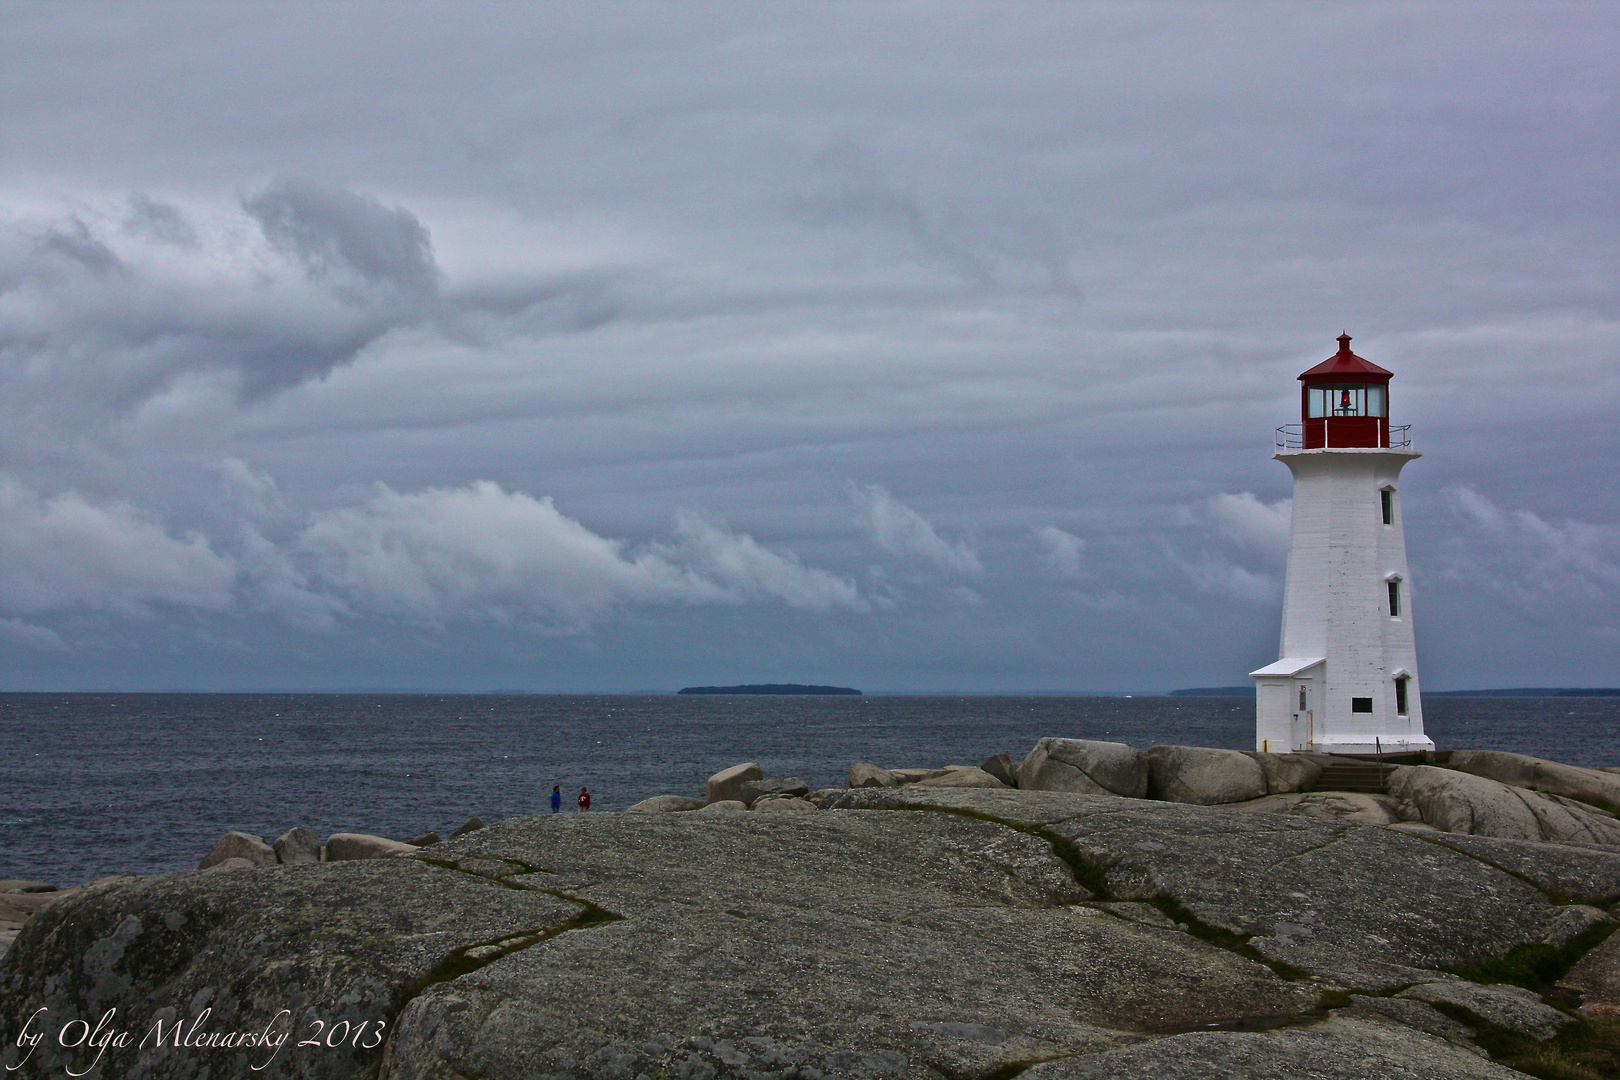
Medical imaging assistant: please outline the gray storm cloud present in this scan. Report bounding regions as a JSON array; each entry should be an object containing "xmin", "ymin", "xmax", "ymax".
[{"xmin": 0, "ymin": 4, "xmax": 1613, "ymax": 690}]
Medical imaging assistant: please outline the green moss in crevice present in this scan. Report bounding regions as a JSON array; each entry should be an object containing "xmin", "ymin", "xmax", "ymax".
[
  {"xmin": 1448, "ymin": 920, "xmax": 1618, "ymax": 994},
  {"xmin": 1431, "ymin": 1004, "xmax": 1620, "ymax": 1080},
  {"xmin": 1143, "ymin": 895, "xmax": 1311, "ymax": 981},
  {"xmin": 404, "ymin": 904, "xmax": 623, "ymax": 999},
  {"xmin": 885, "ymin": 803, "xmax": 1117, "ymax": 901}
]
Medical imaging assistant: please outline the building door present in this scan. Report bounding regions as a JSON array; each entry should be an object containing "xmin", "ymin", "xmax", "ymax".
[{"xmin": 1291, "ymin": 680, "xmax": 1314, "ymax": 751}]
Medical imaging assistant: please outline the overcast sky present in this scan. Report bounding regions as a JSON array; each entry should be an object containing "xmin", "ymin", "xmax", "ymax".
[{"xmin": 0, "ymin": 2, "xmax": 1614, "ymax": 692}]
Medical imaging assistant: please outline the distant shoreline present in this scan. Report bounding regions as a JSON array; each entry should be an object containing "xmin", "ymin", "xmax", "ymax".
[
  {"xmin": 1169, "ymin": 686, "xmax": 1619, "ymax": 698},
  {"xmin": 677, "ymin": 684, "xmax": 862, "ymax": 696}
]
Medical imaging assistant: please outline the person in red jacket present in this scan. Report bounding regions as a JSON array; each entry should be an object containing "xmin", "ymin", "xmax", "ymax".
[{"xmin": 577, "ymin": 786, "xmax": 591, "ymax": 812}]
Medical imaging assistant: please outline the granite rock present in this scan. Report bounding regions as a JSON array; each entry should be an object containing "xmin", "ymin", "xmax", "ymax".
[
  {"xmin": 1560, "ymin": 929, "xmax": 1620, "ymax": 1014},
  {"xmin": 1228, "ymin": 790, "xmax": 1404, "ymax": 825},
  {"xmin": 705, "ymin": 762, "xmax": 763, "ymax": 803},
  {"xmin": 325, "ymin": 832, "xmax": 419, "ymax": 860},
  {"xmin": 274, "ymin": 826, "xmax": 322, "ymax": 864},
  {"xmin": 450, "ymin": 816, "xmax": 487, "ymax": 838},
  {"xmin": 1143, "ymin": 745, "xmax": 1266, "ymax": 805},
  {"xmin": 377, "ymin": 811, "xmax": 1313, "ymax": 1079},
  {"xmin": 1015, "ymin": 738, "xmax": 1147, "ymax": 798},
  {"xmin": 1399, "ymin": 980, "xmax": 1571, "ymax": 1041},
  {"xmin": 0, "ymin": 860, "xmax": 581, "ymax": 1079},
  {"xmin": 1447, "ymin": 749, "xmax": 1620, "ymax": 812},
  {"xmin": 748, "ymin": 795, "xmax": 817, "ymax": 812},
  {"xmin": 1388, "ymin": 765, "xmax": 1620, "ymax": 845},
  {"xmin": 8, "ymin": 785, "xmax": 1612, "ymax": 1080},
  {"xmin": 980, "ymin": 752, "xmax": 1016, "ymax": 788},
  {"xmin": 849, "ymin": 762, "xmax": 899, "ymax": 788},
  {"xmin": 1543, "ymin": 904, "xmax": 1611, "ymax": 949},
  {"xmin": 1248, "ymin": 751, "xmax": 1326, "ymax": 794},
  {"xmin": 624, "ymin": 795, "xmax": 706, "ymax": 813},
  {"xmin": 889, "ymin": 767, "xmax": 950, "ymax": 784},
  {"xmin": 737, "ymin": 777, "xmax": 810, "ymax": 806},
  {"xmin": 198, "ymin": 831, "xmax": 276, "ymax": 869},
  {"xmin": 834, "ymin": 786, "xmax": 1557, "ymax": 980},
  {"xmin": 1418, "ymin": 831, "xmax": 1620, "ymax": 903},
  {"xmin": 914, "ymin": 766, "xmax": 1008, "ymax": 789},
  {"xmin": 1021, "ymin": 1012, "xmax": 1524, "ymax": 1079}
]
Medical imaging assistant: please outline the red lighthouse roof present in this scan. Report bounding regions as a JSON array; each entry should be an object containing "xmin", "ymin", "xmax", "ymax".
[{"xmin": 1298, "ymin": 333, "xmax": 1392, "ymax": 381}]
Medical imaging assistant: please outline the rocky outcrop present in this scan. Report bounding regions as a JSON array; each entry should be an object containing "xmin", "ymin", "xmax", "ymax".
[
  {"xmin": 1143, "ymin": 745, "xmax": 1266, "ymax": 805},
  {"xmin": 625, "ymin": 795, "xmax": 705, "ymax": 813},
  {"xmin": 1388, "ymin": 765, "xmax": 1620, "ymax": 845},
  {"xmin": 1020, "ymin": 1012, "xmax": 1523, "ymax": 1079},
  {"xmin": 913, "ymin": 765, "xmax": 1008, "ymax": 789},
  {"xmin": 849, "ymin": 762, "xmax": 899, "ymax": 787},
  {"xmin": 833, "ymin": 786, "xmax": 1557, "ymax": 984},
  {"xmin": 1446, "ymin": 749, "xmax": 1620, "ymax": 811},
  {"xmin": 889, "ymin": 767, "xmax": 950, "ymax": 784},
  {"xmin": 705, "ymin": 761, "xmax": 763, "ymax": 803},
  {"xmin": 1228, "ymin": 790, "xmax": 1405, "ymax": 825},
  {"xmin": 449, "ymin": 816, "xmax": 486, "ymax": 838},
  {"xmin": 979, "ymin": 751, "xmax": 1016, "ymax": 787},
  {"xmin": 1398, "ymin": 980, "xmax": 1571, "ymax": 1041},
  {"xmin": 9, "ymin": 783, "xmax": 1613, "ymax": 1079},
  {"xmin": 274, "ymin": 826, "xmax": 322, "ymax": 864},
  {"xmin": 1560, "ymin": 931, "xmax": 1620, "ymax": 1015},
  {"xmin": 10, "ymin": 788, "xmax": 1595, "ymax": 1080},
  {"xmin": 1014, "ymin": 738, "xmax": 1147, "ymax": 797},
  {"xmin": 198, "ymin": 831, "xmax": 276, "ymax": 869},
  {"xmin": 324, "ymin": 833, "xmax": 419, "ymax": 861},
  {"xmin": 749, "ymin": 795, "xmax": 817, "ymax": 812},
  {"xmin": 1247, "ymin": 751, "xmax": 1325, "ymax": 794},
  {"xmin": 738, "ymin": 777, "xmax": 810, "ymax": 806}
]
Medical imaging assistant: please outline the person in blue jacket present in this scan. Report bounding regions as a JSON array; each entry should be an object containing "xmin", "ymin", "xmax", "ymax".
[{"xmin": 550, "ymin": 784, "xmax": 562, "ymax": 813}]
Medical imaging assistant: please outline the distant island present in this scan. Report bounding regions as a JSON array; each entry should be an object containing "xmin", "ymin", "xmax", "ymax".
[
  {"xmin": 677, "ymin": 684, "xmax": 862, "ymax": 696},
  {"xmin": 1167, "ymin": 686, "xmax": 1252, "ymax": 697}
]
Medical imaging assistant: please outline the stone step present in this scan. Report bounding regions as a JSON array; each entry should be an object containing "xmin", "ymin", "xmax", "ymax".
[{"xmin": 1313, "ymin": 761, "xmax": 1396, "ymax": 794}]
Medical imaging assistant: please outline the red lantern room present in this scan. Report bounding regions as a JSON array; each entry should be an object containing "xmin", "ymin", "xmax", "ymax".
[{"xmin": 1298, "ymin": 333, "xmax": 1392, "ymax": 449}]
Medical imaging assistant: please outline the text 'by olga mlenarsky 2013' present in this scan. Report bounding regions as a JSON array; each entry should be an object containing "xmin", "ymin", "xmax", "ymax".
[{"xmin": 8, "ymin": 1005, "xmax": 384, "ymax": 1076}]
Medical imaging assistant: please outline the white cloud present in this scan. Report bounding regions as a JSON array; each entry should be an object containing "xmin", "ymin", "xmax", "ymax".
[
  {"xmin": 297, "ymin": 480, "xmax": 863, "ymax": 630},
  {"xmin": 851, "ymin": 483, "xmax": 981, "ymax": 575},
  {"xmin": 667, "ymin": 511, "xmax": 866, "ymax": 614},
  {"xmin": 1168, "ymin": 550, "xmax": 1281, "ymax": 606},
  {"xmin": 1439, "ymin": 487, "xmax": 1620, "ymax": 607},
  {"xmin": 0, "ymin": 477, "xmax": 237, "ymax": 617},
  {"xmin": 1032, "ymin": 525, "xmax": 1085, "ymax": 579},
  {"xmin": 0, "ymin": 617, "xmax": 66, "ymax": 651},
  {"xmin": 1207, "ymin": 492, "xmax": 1292, "ymax": 553}
]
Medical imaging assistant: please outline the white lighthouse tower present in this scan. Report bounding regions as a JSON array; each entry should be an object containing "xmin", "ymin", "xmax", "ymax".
[{"xmin": 1252, "ymin": 334, "xmax": 1433, "ymax": 755}]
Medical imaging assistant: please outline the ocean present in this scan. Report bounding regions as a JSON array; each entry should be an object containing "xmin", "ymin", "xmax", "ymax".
[{"xmin": 3, "ymin": 692, "xmax": 1617, "ymax": 888}]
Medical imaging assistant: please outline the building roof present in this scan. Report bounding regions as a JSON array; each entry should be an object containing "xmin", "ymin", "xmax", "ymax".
[
  {"xmin": 1298, "ymin": 334, "xmax": 1393, "ymax": 381},
  {"xmin": 1250, "ymin": 656, "xmax": 1326, "ymax": 678}
]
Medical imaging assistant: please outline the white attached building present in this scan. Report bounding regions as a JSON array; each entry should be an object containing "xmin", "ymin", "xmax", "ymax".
[{"xmin": 1252, "ymin": 335, "xmax": 1433, "ymax": 755}]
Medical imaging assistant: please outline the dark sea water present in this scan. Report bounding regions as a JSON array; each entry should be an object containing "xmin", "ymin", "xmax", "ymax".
[{"xmin": 3, "ymin": 693, "xmax": 1617, "ymax": 888}]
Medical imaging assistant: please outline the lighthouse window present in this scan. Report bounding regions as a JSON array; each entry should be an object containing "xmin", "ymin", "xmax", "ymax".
[
  {"xmin": 1381, "ymin": 489, "xmax": 1394, "ymax": 525},
  {"xmin": 1306, "ymin": 383, "xmax": 1388, "ymax": 419},
  {"xmin": 1367, "ymin": 384, "xmax": 1386, "ymax": 417},
  {"xmin": 1388, "ymin": 580, "xmax": 1401, "ymax": 617},
  {"xmin": 1352, "ymin": 697, "xmax": 1374, "ymax": 713},
  {"xmin": 1396, "ymin": 677, "xmax": 1409, "ymax": 716}
]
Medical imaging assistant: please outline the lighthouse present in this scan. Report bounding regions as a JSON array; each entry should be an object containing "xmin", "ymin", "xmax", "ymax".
[{"xmin": 1251, "ymin": 334, "xmax": 1433, "ymax": 755}]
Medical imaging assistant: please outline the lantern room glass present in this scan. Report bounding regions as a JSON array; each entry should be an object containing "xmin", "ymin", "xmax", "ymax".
[{"xmin": 1306, "ymin": 383, "xmax": 1386, "ymax": 418}]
